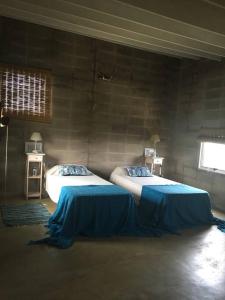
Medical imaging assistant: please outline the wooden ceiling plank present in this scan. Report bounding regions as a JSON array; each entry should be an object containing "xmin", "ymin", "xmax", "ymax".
[
  {"xmin": 66, "ymin": 0, "xmax": 225, "ymax": 48},
  {"xmin": 0, "ymin": 5, "xmax": 200, "ymax": 60},
  {"xmin": 19, "ymin": 0, "xmax": 225, "ymax": 57},
  {"xmin": 0, "ymin": 0, "xmax": 224, "ymax": 60}
]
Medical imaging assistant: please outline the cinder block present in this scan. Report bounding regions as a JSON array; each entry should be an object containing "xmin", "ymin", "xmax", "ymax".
[
  {"xmin": 183, "ymin": 166, "xmax": 197, "ymax": 179},
  {"xmin": 205, "ymin": 89, "xmax": 221, "ymax": 99},
  {"xmin": 108, "ymin": 143, "xmax": 125, "ymax": 153}
]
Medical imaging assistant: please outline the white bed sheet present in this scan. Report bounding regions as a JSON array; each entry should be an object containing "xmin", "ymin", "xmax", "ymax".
[
  {"xmin": 46, "ymin": 165, "xmax": 112, "ymax": 203},
  {"xmin": 110, "ymin": 167, "xmax": 179, "ymax": 203}
]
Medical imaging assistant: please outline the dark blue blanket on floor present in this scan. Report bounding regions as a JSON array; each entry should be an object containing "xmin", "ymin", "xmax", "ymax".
[
  {"xmin": 32, "ymin": 185, "xmax": 160, "ymax": 248},
  {"xmin": 139, "ymin": 184, "xmax": 223, "ymax": 232}
]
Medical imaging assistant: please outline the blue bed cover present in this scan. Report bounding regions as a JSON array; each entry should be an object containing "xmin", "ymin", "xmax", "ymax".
[
  {"xmin": 30, "ymin": 185, "xmax": 161, "ymax": 248},
  {"xmin": 139, "ymin": 184, "xmax": 224, "ymax": 232},
  {"xmin": 29, "ymin": 184, "xmax": 225, "ymax": 248}
]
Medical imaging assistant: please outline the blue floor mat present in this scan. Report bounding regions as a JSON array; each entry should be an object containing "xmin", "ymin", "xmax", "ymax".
[{"xmin": 0, "ymin": 203, "xmax": 51, "ymax": 226}]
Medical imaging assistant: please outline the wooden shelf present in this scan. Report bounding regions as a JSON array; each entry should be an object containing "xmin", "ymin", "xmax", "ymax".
[
  {"xmin": 144, "ymin": 156, "xmax": 164, "ymax": 176},
  {"xmin": 25, "ymin": 153, "xmax": 45, "ymax": 200}
]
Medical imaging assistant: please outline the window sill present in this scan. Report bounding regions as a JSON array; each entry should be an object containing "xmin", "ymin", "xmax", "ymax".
[{"xmin": 198, "ymin": 167, "xmax": 225, "ymax": 175}]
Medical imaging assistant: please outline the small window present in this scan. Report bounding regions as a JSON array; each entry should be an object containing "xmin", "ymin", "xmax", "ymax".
[
  {"xmin": 199, "ymin": 141, "xmax": 225, "ymax": 174},
  {"xmin": 0, "ymin": 64, "xmax": 52, "ymax": 122}
]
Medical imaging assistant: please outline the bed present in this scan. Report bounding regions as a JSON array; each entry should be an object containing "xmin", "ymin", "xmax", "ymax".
[
  {"xmin": 46, "ymin": 165, "xmax": 112, "ymax": 203},
  {"xmin": 110, "ymin": 166, "xmax": 224, "ymax": 233},
  {"xmin": 110, "ymin": 167, "xmax": 178, "ymax": 205},
  {"xmin": 40, "ymin": 165, "xmax": 156, "ymax": 248}
]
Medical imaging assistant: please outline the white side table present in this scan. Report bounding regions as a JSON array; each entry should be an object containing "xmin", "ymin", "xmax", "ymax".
[
  {"xmin": 25, "ymin": 153, "xmax": 45, "ymax": 200},
  {"xmin": 144, "ymin": 156, "xmax": 164, "ymax": 176}
]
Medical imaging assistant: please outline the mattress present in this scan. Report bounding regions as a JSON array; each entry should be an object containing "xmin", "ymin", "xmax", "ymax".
[
  {"xmin": 46, "ymin": 165, "xmax": 112, "ymax": 203},
  {"xmin": 110, "ymin": 167, "xmax": 179, "ymax": 202}
]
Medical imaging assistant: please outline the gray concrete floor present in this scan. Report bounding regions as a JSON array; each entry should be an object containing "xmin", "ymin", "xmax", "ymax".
[{"xmin": 0, "ymin": 198, "xmax": 225, "ymax": 300}]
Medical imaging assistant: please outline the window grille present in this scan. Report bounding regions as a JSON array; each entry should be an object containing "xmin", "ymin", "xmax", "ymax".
[{"xmin": 0, "ymin": 64, "xmax": 52, "ymax": 122}]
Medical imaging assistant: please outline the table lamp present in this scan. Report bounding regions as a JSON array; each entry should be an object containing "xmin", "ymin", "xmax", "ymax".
[{"xmin": 30, "ymin": 132, "xmax": 42, "ymax": 153}]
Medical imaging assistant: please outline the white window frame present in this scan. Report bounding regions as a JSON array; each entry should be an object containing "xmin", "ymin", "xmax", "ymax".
[{"xmin": 198, "ymin": 141, "xmax": 225, "ymax": 175}]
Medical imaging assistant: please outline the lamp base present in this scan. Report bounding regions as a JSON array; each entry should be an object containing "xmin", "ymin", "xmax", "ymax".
[{"xmin": 32, "ymin": 149, "xmax": 38, "ymax": 153}]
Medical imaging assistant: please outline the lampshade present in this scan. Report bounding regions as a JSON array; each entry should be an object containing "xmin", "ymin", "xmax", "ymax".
[
  {"xmin": 150, "ymin": 134, "xmax": 160, "ymax": 146},
  {"xmin": 30, "ymin": 132, "xmax": 42, "ymax": 142}
]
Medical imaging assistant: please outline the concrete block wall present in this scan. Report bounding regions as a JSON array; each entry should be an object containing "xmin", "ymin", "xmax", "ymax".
[
  {"xmin": 89, "ymin": 41, "xmax": 180, "ymax": 176},
  {"xmin": 0, "ymin": 17, "xmax": 179, "ymax": 197},
  {"xmin": 169, "ymin": 59, "xmax": 225, "ymax": 211}
]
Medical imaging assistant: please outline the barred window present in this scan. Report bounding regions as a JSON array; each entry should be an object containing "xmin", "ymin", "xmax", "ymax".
[
  {"xmin": 0, "ymin": 64, "xmax": 52, "ymax": 122},
  {"xmin": 199, "ymin": 141, "xmax": 225, "ymax": 174}
]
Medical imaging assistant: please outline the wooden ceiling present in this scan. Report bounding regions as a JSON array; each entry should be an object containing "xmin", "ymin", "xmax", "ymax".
[{"xmin": 1, "ymin": 0, "xmax": 225, "ymax": 60}]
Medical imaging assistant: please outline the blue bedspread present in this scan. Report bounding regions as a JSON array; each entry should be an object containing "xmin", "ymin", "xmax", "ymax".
[
  {"xmin": 33, "ymin": 185, "xmax": 159, "ymax": 248},
  {"xmin": 140, "ymin": 184, "xmax": 216, "ymax": 232},
  {"xmin": 29, "ymin": 184, "xmax": 225, "ymax": 248}
]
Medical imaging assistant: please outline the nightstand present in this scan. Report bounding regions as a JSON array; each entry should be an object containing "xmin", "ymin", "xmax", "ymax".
[
  {"xmin": 25, "ymin": 153, "xmax": 45, "ymax": 200},
  {"xmin": 144, "ymin": 156, "xmax": 164, "ymax": 176}
]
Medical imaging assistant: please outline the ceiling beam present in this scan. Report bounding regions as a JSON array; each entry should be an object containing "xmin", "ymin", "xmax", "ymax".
[
  {"xmin": 17, "ymin": 0, "xmax": 225, "ymax": 58},
  {"xmin": 69, "ymin": 0, "xmax": 225, "ymax": 48},
  {"xmin": 120, "ymin": 0, "xmax": 225, "ymax": 39},
  {"xmin": 0, "ymin": 4, "xmax": 200, "ymax": 60},
  {"xmin": 1, "ymin": 0, "xmax": 225, "ymax": 60}
]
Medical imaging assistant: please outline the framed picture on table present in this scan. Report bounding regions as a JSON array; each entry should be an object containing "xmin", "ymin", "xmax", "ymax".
[{"xmin": 144, "ymin": 148, "xmax": 155, "ymax": 157}]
